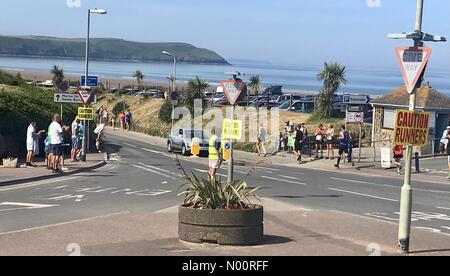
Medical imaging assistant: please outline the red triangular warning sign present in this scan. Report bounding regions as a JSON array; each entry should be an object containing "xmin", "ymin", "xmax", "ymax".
[
  {"xmin": 395, "ymin": 46, "xmax": 432, "ymax": 94},
  {"xmin": 221, "ymin": 80, "xmax": 246, "ymax": 106},
  {"xmin": 77, "ymin": 87, "xmax": 94, "ymax": 105}
]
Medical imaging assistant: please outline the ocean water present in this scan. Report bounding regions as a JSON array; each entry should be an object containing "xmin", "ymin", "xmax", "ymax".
[{"xmin": 1, "ymin": 56, "xmax": 449, "ymax": 97}]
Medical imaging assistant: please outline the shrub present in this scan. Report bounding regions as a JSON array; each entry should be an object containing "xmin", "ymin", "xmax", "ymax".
[
  {"xmin": 159, "ymin": 98, "xmax": 173, "ymax": 123},
  {"xmin": 112, "ymin": 100, "xmax": 129, "ymax": 116}
]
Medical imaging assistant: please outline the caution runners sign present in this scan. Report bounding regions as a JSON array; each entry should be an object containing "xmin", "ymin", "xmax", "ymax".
[{"xmin": 393, "ymin": 110, "xmax": 430, "ymax": 147}]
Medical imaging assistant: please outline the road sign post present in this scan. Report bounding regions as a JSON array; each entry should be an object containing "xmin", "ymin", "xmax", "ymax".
[
  {"xmin": 388, "ymin": 0, "xmax": 446, "ymax": 253},
  {"xmin": 221, "ymin": 80, "xmax": 245, "ymax": 183},
  {"xmin": 77, "ymin": 87, "xmax": 95, "ymax": 162}
]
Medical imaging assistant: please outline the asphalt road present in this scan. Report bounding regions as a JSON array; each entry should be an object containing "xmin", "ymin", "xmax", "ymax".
[{"xmin": 0, "ymin": 132, "xmax": 449, "ymax": 238}]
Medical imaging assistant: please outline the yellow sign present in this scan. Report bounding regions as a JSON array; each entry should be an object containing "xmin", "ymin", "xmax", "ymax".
[
  {"xmin": 222, "ymin": 119, "xmax": 242, "ymax": 140},
  {"xmin": 191, "ymin": 138, "xmax": 200, "ymax": 156},
  {"xmin": 393, "ymin": 109, "xmax": 430, "ymax": 147},
  {"xmin": 78, "ymin": 107, "xmax": 95, "ymax": 121}
]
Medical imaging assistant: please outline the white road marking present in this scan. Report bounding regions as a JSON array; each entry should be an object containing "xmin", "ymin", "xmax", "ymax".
[
  {"xmin": 137, "ymin": 163, "xmax": 183, "ymax": 178},
  {"xmin": 279, "ymin": 175, "xmax": 298, "ymax": 180},
  {"xmin": 194, "ymin": 168, "xmax": 227, "ymax": 178},
  {"xmin": 123, "ymin": 142, "xmax": 137, "ymax": 148},
  {"xmin": 131, "ymin": 164, "xmax": 178, "ymax": 180},
  {"xmin": 261, "ymin": 176, "xmax": 307, "ymax": 186},
  {"xmin": 142, "ymin": 148, "xmax": 162, "ymax": 154},
  {"xmin": 46, "ymin": 195, "xmax": 85, "ymax": 202},
  {"xmin": 53, "ymin": 185, "xmax": 69, "ymax": 190},
  {"xmin": 437, "ymin": 207, "xmax": 450, "ymax": 211},
  {"xmin": 364, "ymin": 213, "xmax": 398, "ymax": 221},
  {"xmin": 84, "ymin": 187, "xmax": 118, "ymax": 193},
  {"xmin": 328, "ymin": 188, "xmax": 399, "ymax": 202},
  {"xmin": 0, "ymin": 202, "xmax": 59, "ymax": 212},
  {"xmin": 0, "ymin": 211, "xmax": 130, "ymax": 235},
  {"xmin": 0, "ymin": 177, "xmax": 79, "ymax": 192},
  {"xmin": 110, "ymin": 189, "xmax": 132, "ymax": 194},
  {"xmin": 442, "ymin": 226, "xmax": 450, "ymax": 231},
  {"xmin": 219, "ymin": 168, "xmax": 247, "ymax": 175},
  {"xmin": 330, "ymin": 177, "xmax": 450, "ymax": 194}
]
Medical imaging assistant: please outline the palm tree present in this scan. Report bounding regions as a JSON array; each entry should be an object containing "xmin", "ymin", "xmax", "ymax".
[
  {"xmin": 249, "ymin": 75, "xmax": 261, "ymax": 109},
  {"xmin": 50, "ymin": 65, "xmax": 64, "ymax": 90},
  {"xmin": 133, "ymin": 70, "xmax": 145, "ymax": 90},
  {"xmin": 316, "ymin": 62, "xmax": 347, "ymax": 117},
  {"xmin": 180, "ymin": 76, "xmax": 209, "ymax": 116}
]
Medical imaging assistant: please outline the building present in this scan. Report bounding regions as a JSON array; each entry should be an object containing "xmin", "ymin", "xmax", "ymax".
[{"xmin": 371, "ymin": 85, "xmax": 450, "ymax": 154}]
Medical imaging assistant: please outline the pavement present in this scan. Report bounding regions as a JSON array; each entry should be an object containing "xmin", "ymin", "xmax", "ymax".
[
  {"xmin": 0, "ymin": 128, "xmax": 448, "ymax": 256},
  {"xmin": 0, "ymin": 153, "xmax": 106, "ymax": 186}
]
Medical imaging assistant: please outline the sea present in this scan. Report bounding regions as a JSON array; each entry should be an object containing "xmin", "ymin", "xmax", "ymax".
[{"xmin": 1, "ymin": 56, "xmax": 449, "ymax": 97}]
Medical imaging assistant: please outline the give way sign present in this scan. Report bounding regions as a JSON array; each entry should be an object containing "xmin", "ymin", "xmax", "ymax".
[
  {"xmin": 77, "ymin": 87, "xmax": 94, "ymax": 105},
  {"xmin": 395, "ymin": 46, "xmax": 432, "ymax": 94},
  {"xmin": 221, "ymin": 80, "xmax": 246, "ymax": 106}
]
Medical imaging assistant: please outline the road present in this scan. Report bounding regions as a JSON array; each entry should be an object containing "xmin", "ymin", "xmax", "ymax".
[{"xmin": 1, "ymin": 132, "xmax": 449, "ymax": 238}]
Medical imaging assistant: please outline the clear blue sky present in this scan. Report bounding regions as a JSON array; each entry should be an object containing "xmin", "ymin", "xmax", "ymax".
[{"xmin": 0, "ymin": 0, "xmax": 449, "ymax": 70}]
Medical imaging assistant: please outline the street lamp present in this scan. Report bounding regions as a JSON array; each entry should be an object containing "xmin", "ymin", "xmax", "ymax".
[
  {"xmin": 80, "ymin": 8, "xmax": 107, "ymax": 162},
  {"xmin": 162, "ymin": 51, "xmax": 177, "ymax": 94},
  {"xmin": 162, "ymin": 51, "xmax": 177, "ymax": 133}
]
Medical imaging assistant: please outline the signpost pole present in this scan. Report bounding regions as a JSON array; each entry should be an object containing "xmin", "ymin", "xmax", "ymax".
[
  {"xmin": 60, "ymin": 104, "xmax": 63, "ymax": 122},
  {"xmin": 397, "ymin": 0, "xmax": 423, "ymax": 253},
  {"xmin": 227, "ymin": 105, "xmax": 235, "ymax": 183},
  {"xmin": 358, "ymin": 123, "xmax": 362, "ymax": 163}
]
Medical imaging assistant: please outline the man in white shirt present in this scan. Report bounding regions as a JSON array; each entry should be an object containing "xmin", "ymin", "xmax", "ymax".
[
  {"xmin": 257, "ymin": 123, "xmax": 267, "ymax": 156},
  {"xmin": 49, "ymin": 114, "xmax": 68, "ymax": 173},
  {"xmin": 71, "ymin": 116, "xmax": 81, "ymax": 162},
  {"xmin": 26, "ymin": 120, "xmax": 44, "ymax": 167}
]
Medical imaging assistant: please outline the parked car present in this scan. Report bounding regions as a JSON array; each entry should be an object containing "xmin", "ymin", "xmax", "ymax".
[{"xmin": 167, "ymin": 129, "xmax": 210, "ymax": 156}]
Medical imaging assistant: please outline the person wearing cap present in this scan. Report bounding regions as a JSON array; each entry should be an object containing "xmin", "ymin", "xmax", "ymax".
[
  {"xmin": 26, "ymin": 120, "xmax": 45, "ymax": 167},
  {"xmin": 440, "ymin": 126, "xmax": 450, "ymax": 154}
]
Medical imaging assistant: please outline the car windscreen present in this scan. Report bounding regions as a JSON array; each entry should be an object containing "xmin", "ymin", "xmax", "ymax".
[{"xmin": 184, "ymin": 130, "xmax": 205, "ymax": 139}]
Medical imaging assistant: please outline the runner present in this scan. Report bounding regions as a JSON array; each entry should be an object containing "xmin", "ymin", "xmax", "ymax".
[
  {"xmin": 393, "ymin": 144, "xmax": 405, "ymax": 175},
  {"xmin": 26, "ymin": 120, "xmax": 45, "ymax": 167},
  {"xmin": 125, "ymin": 110, "xmax": 133, "ymax": 131},
  {"xmin": 315, "ymin": 124, "xmax": 324, "ymax": 159},
  {"xmin": 208, "ymin": 128, "xmax": 222, "ymax": 180},
  {"xmin": 440, "ymin": 126, "xmax": 450, "ymax": 153},
  {"xmin": 111, "ymin": 113, "xmax": 117, "ymax": 130},
  {"xmin": 335, "ymin": 125, "xmax": 354, "ymax": 168},
  {"xmin": 294, "ymin": 124, "xmax": 306, "ymax": 164},
  {"xmin": 446, "ymin": 133, "xmax": 450, "ymax": 180},
  {"xmin": 257, "ymin": 123, "xmax": 267, "ymax": 156},
  {"xmin": 326, "ymin": 124, "xmax": 335, "ymax": 160}
]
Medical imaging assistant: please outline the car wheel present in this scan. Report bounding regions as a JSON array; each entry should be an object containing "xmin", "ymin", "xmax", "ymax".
[
  {"xmin": 181, "ymin": 144, "xmax": 189, "ymax": 156},
  {"xmin": 167, "ymin": 141, "xmax": 173, "ymax": 153}
]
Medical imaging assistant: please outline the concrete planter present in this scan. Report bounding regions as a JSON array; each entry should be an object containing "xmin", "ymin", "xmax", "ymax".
[{"xmin": 178, "ymin": 205, "xmax": 264, "ymax": 246}]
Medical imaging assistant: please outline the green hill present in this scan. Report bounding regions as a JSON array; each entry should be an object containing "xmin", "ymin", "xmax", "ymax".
[{"xmin": 0, "ymin": 35, "xmax": 229, "ymax": 65}]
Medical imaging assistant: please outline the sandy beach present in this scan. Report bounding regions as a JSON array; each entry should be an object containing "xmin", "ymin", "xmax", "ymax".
[{"xmin": 4, "ymin": 69, "xmax": 197, "ymax": 91}]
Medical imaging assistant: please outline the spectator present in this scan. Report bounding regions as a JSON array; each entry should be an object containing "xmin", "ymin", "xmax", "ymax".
[
  {"xmin": 102, "ymin": 109, "xmax": 109, "ymax": 124},
  {"xmin": 315, "ymin": 124, "xmax": 325, "ymax": 159},
  {"xmin": 119, "ymin": 112, "xmax": 126, "ymax": 130},
  {"xmin": 208, "ymin": 128, "xmax": 222, "ymax": 180},
  {"xmin": 70, "ymin": 116, "xmax": 81, "ymax": 162},
  {"xmin": 440, "ymin": 126, "xmax": 450, "ymax": 153},
  {"xmin": 326, "ymin": 124, "xmax": 335, "ymax": 160},
  {"xmin": 294, "ymin": 124, "xmax": 307, "ymax": 164},
  {"xmin": 111, "ymin": 113, "xmax": 117, "ymax": 130},
  {"xmin": 125, "ymin": 110, "xmax": 133, "ymax": 131},
  {"xmin": 26, "ymin": 120, "xmax": 45, "ymax": 167},
  {"xmin": 48, "ymin": 114, "xmax": 68, "ymax": 173}
]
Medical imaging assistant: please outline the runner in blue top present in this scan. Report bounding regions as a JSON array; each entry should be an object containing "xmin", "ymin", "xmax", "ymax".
[{"xmin": 335, "ymin": 125, "xmax": 355, "ymax": 168}]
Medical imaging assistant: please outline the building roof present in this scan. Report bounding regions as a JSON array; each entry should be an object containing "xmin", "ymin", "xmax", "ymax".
[{"xmin": 372, "ymin": 85, "xmax": 450, "ymax": 110}]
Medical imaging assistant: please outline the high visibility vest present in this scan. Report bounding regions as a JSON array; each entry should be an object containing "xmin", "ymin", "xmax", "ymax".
[{"xmin": 209, "ymin": 135, "xmax": 219, "ymax": 160}]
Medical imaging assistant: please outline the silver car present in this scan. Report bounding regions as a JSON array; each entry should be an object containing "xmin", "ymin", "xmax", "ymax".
[{"xmin": 167, "ymin": 129, "xmax": 210, "ymax": 156}]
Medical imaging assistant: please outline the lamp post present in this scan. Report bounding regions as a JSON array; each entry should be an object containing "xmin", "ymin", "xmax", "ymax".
[
  {"xmin": 162, "ymin": 51, "xmax": 177, "ymax": 94},
  {"xmin": 162, "ymin": 51, "xmax": 177, "ymax": 132},
  {"xmin": 387, "ymin": 0, "xmax": 446, "ymax": 253},
  {"xmin": 80, "ymin": 8, "xmax": 107, "ymax": 162}
]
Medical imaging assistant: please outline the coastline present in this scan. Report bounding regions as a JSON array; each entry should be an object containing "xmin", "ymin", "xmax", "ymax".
[{"xmin": 3, "ymin": 69, "xmax": 196, "ymax": 90}]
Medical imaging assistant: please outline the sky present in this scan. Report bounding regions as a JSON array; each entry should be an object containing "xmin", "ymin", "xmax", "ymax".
[{"xmin": 0, "ymin": 0, "xmax": 449, "ymax": 71}]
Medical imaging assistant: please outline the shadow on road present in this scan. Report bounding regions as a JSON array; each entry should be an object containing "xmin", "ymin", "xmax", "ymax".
[{"xmin": 273, "ymin": 195, "xmax": 342, "ymax": 199}]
